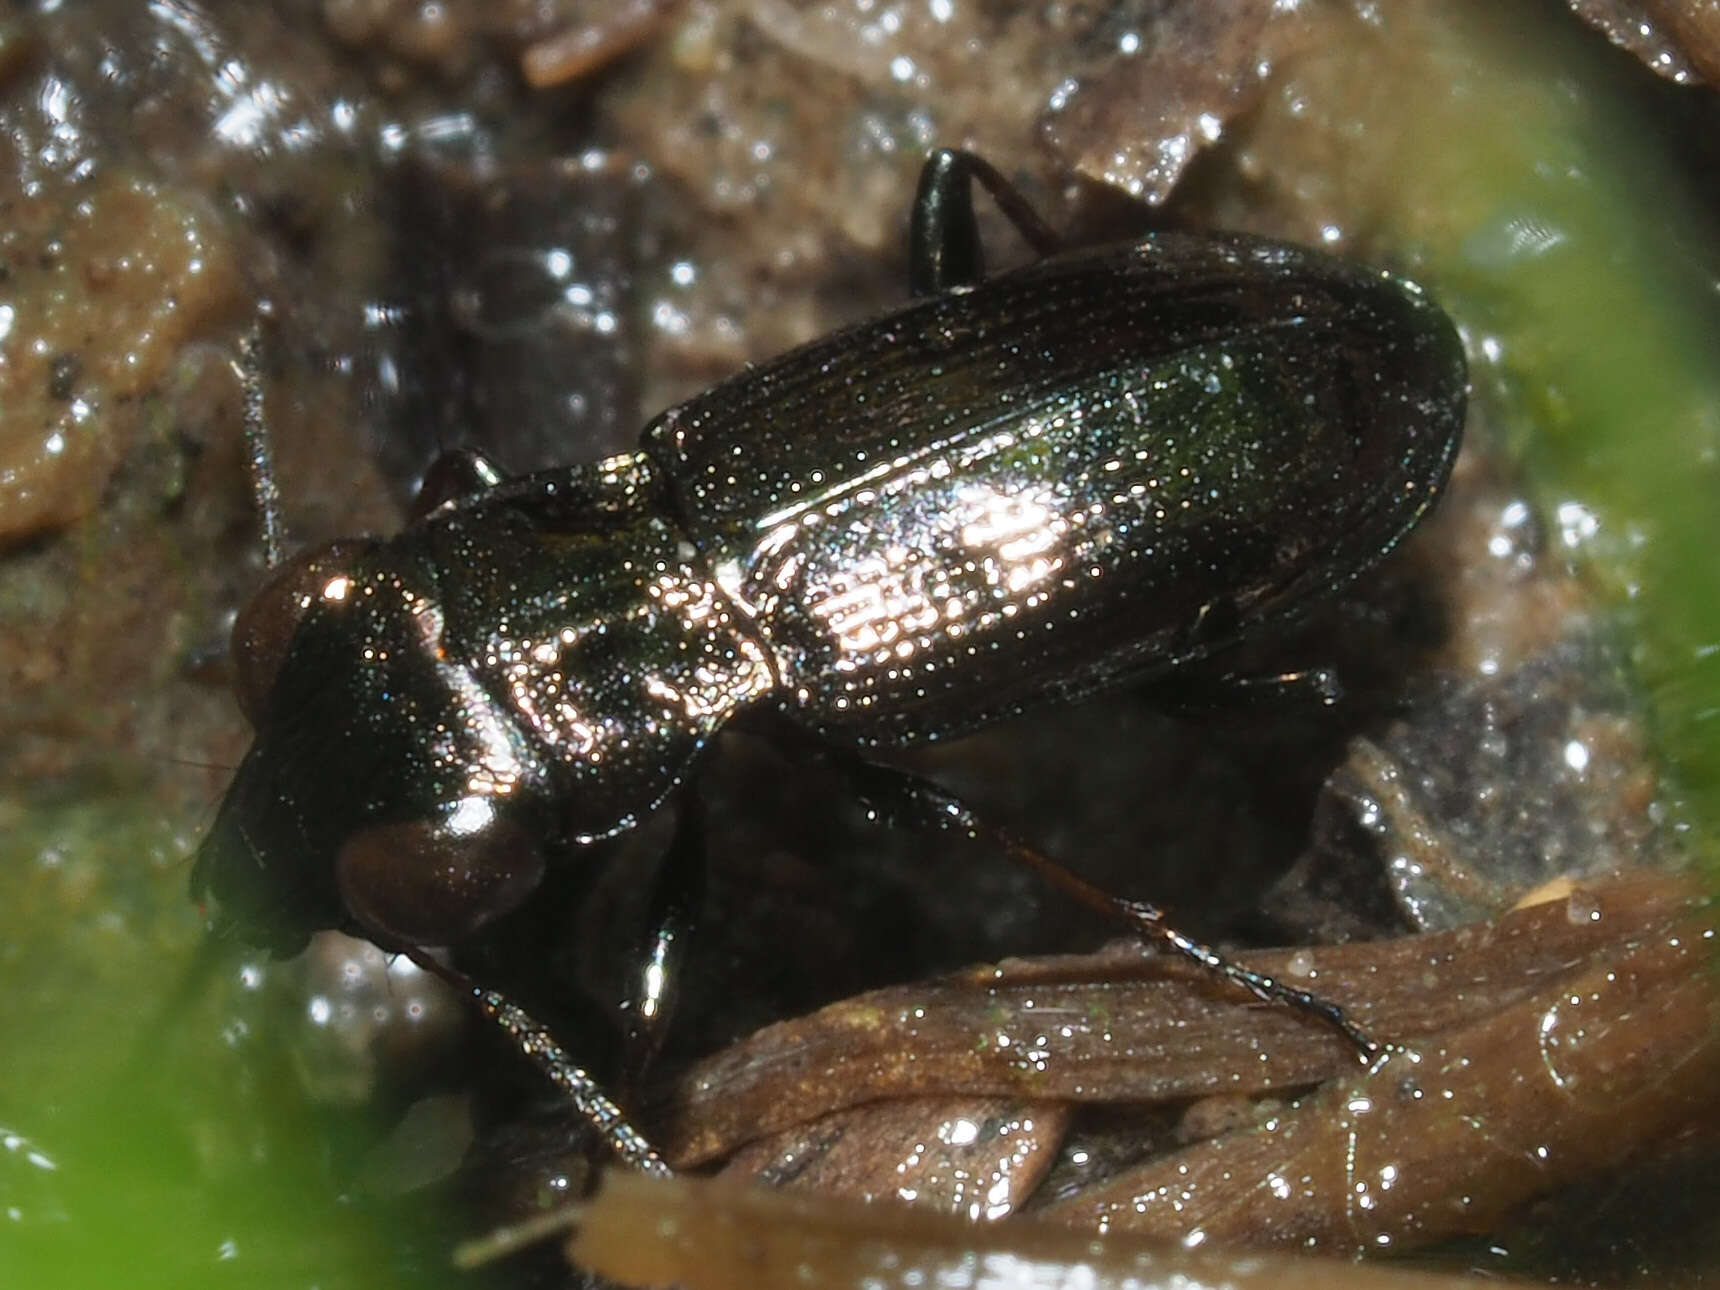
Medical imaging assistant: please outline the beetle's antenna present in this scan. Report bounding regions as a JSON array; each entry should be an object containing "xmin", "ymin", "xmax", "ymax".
[
  {"xmin": 401, "ymin": 948, "xmax": 674, "ymax": 1177},
  {"xmin": 453, "ymin": 1203, "xmax": 585, "ymax": 1269},
  {"xmin": 233, "ymin": 323, "xmax": 286, "ymax": 569}
]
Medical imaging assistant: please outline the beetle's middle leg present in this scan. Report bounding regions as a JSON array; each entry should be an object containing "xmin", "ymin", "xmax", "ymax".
[
  {"xmin": 909, "ymin": 148, "xmax": 1063, "ymax": 296},
  {"xmin": 819, "ymin": 747, "xmax": 1380, "ymax": 1059}
]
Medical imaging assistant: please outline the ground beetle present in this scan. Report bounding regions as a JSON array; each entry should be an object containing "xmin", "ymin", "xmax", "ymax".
[{"xmin": 194, "ymin": 150, "xmax": 1467, "ymax": 1169}]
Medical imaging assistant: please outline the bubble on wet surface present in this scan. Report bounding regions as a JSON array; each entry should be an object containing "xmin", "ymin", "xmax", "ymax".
[{"xmin": 282, "ymin": 931, "xmax": 466, "ymax": 1106}]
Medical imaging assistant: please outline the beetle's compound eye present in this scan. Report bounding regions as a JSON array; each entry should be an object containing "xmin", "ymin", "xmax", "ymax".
[
  {"xmin": 231, "ymin": 538, "xmax": 375, "ymax": 726},
  {"xmin": 335, "ymin": 797, "xmax": 546, "ymax": 947}
]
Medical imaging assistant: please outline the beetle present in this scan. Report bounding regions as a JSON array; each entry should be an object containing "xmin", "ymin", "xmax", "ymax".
[{"xmin": 194, "ymin": 149, "xmax": 1467, "ymax": 1165}]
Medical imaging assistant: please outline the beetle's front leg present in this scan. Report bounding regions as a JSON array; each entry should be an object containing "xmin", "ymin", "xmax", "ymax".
[
  {"xmin": 410, "ymin": 446, "xmax": 510, "ymax": 518},
  {"xmin": 619, "ymin": 790, "xmax": 706, "ymax": 1096},
  {"xmin": 820, "ymin": 747, "xmax": 1380, "ymax": 1060},
  {"xmin": 909, "ymin": 149, "xmax": 1063, "ymax": 296}
]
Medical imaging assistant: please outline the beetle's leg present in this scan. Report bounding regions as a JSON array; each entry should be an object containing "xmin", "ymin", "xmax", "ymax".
[
  {"xmin": 910, "ymin": 149, "xmax": 1063, "ymax": 296},
  {"xmin": 620, "ymin": 790, "xmax": 706, "ymax": 1095},
  {"xmin": 830, "ymin": 751, "xmax": 1380, "ymax": 1059},
  {"xmin": 401, "ymin": 947, "xmax": 674, "ymax": 1176},
  {"xmin": 410, "ymin": 446, "xmax": 511, "ymax": 519},
  {"xmin": 1154, "ymin": 665, "xmax": 1345, "ymax": 715},
  {"xmin": 1155, "ymin": 595, "xmax": 1346, "ymax": 712}
]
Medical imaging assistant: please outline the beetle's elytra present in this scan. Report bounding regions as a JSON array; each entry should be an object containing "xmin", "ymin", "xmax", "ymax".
[{"xmin": 195, "ymin": 151, "xmax": 1466, "ymax": 1154}]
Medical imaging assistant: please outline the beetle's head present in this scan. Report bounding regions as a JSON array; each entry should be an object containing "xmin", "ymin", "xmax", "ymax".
[{"xmin": 193, "ymin": 538, "xmax": 554, "ymax": 956}]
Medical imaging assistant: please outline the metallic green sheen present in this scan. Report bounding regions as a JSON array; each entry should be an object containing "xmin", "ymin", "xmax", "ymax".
[{"xmin": 646, "ymin": 234, "xmax": 1465, "ymax": 743}]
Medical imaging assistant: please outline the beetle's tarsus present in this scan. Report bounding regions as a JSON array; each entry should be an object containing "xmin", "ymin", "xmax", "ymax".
[{"xmin": 822, "ymin": 747, "xmax": 1380, "ymax": 1059}]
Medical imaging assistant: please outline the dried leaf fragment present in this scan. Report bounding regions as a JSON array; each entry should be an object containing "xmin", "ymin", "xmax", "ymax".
[{"xmin": 568, "ymin": 1170, "xmax": 1567, "ymax": 1290}]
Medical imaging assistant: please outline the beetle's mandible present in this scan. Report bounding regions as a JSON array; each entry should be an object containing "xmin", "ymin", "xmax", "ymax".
[{"xmin": 194, "ymin": 150, "xmax": 1467, "ymax": 1164}]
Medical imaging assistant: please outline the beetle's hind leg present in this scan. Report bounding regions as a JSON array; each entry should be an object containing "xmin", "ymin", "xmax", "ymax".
[
  {"xmin": 910, "ymin": 149, "xmax": 1063, "ymax": 296},
  {"xmin": 1152, "ymin": 665, "xmax": 1346, "ymax": 716},
  {"xmin": 830, "ymin": 750, "xmax": 1381, "ymax": 1060}
]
